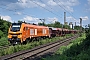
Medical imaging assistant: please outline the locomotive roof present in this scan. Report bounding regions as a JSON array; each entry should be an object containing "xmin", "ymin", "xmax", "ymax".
[
  {"xmin": 12, "ymin": 23, "xmax": 22, "ymax": 25},
  {"xmin": 22, "ymin": 23, "xmax": 48, "ymax": 28}
]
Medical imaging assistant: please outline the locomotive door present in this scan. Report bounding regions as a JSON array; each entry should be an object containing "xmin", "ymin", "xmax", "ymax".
[
  {"xmin": 23, "ymin": 27, "xmax": 28, "ymax": 41},
  {"xmin": 23, "ymin": 27, "xmax": 26, "ymax": 41},
  {"xmin": 26, "ymin": 27, "xmax": 28, "ymax": 37}
]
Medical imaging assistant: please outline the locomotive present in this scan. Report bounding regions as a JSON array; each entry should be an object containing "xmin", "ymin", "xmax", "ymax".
[{"xmin": 8, "ymin": 22, "xmax": 77, "ymax": 45}]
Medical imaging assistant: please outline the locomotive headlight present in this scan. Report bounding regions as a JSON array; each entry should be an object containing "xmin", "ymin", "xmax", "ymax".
[
  {"xmin": 8, "ymin": 35, "xmax": 9, "ymax": 38},
  {"xmin": 8, "ymin": 35, "xmax": 12, "ymax": 38},
  {"xmin": 18, "ymin": 35, "xmax": 22, "ymax": 38}
]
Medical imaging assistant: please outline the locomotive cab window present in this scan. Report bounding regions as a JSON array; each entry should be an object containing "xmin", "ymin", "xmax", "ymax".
[
  {"xmin": 23, "ymin": 27, "xmax": 28, "ymax": 31},
  {"xmin": 23, "ymin": 27, "xmax": 25, "ymax": 31},
  {"xmin": 10, "ymin": 23, "xmax": 22, "ymax": 32},
  {"xmin": 43, "ymin": 29, "xmax": 46, "ymax": 34},
  {"xmin": 26, "ymin": 27, "xmax": 28, "ymax": 30},
  {"xmin": 30, "ymin": 29, "xmax": 34, "ymax": 35}
]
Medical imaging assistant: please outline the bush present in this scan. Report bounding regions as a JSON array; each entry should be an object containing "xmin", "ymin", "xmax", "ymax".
[
  {"xmin": 44, "ymin": 33, "xmax": 86, "ymax": 60},
  {"xmin": 0, "ymin": 30, "xmax": 3, "ymax": 38},
  {"xmin": 0, "ymin": 37, "xmax": 9, "ymax": 46}
]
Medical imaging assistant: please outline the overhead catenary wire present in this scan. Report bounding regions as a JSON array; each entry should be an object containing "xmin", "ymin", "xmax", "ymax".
[
  {"xmin": 30, "ymin": 0, "xmax": 62, "ymax": 18},
  {"xmin": 0, "ymin": 0, "xmax": 78, "ymax": 24},
  {"xmin": 0, "ymin": 4, "xmax": 23, "ymax": 13},
  {"xmin": 53, "ymin": 0, "xmax": 77, "ymax": 21},
  {"xmin": 39, "ymin": 0, "xmax": 63, "ymax": 23},
  {"xmin": 0, "ymin": 4, "xmax": 38, "ymax": 19},
  {"xmin": 39, "ymin": 0, "xmax": 63, "ymax": 17},
  {"xmin": 0, "ymin": 3, "xmax": 60, "ymax": 23},
  {"xmin": 58, "ymin": 0, "xmax": 74, "ymax": 15},
  {"xmin": 0, "ymin": 1, "xmax": 62, "ymax": 19},
  {"xmin": 0, "ymin": 6, "xmax": 45, "ymax": 24}
]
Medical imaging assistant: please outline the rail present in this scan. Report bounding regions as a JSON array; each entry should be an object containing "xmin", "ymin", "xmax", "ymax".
[{"xmin": 0, "ymin": 35, "xmax": 79, "ymax": 60}]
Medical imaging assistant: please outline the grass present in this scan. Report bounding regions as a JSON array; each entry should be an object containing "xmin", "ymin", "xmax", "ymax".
[
  {"xmin": 0, "ymin": 34, "xmax": 75, "ymax": 56},
  {"xmin": 41, "ymin": 33, "xmax": 86, "ymax": 60}
]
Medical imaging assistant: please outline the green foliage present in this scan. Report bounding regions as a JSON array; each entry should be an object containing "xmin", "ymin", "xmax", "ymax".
[
  {"xmin": 75, "ymin": 53, "xmax": 90, "ymax": 60},
  {"xmin": 0, "ymin": 19, "xmax": 11, "ymax": 36},
  {"xmin": 74, "ymin": 26, "xmax": 84, "ymax": 31},
  {"xmin": 44, "ymin": 33, "xmax": 87, "ymax": 60},
  {"xmin": 38, "ymin": 22, "xmax": 46, "ymax": 26},
  {"xmin": 53, "ymin": 21, "xmax": 62, "ymax": 28},
  {"xmin": 18, "ymin": 20, "xmax": 23, "ymax": 23},
  {"xmin": 63, "ymin": 24, "xmax": 71, "ymax": 29},
  {"xmin": 41, "ymin": 54, "xmax": 69, "ymax": 60},
  {"xmin": 0, "ymin": 37, "xmax": 9, "ymax": 46},
  {"xmin": 0, "ymin": 34, "xmax": 74, "ymax": 56},
  {"xmin": 46, "ymin": 23, "xmax": 54, "ymax": 27},
  {"xmin": 74, "ymin": 26, "xmax": 81, "ymax": 30},
  {"xmin": 0, "ymin": 18, "xmax": 11, "ymax": 46},
  {"xmin": 0, "ymin": 30, "xmax": 3, "ymax": 38},
  {"xmin": 38, "ymin": 21, "xmax": 71, "ymax": 29},
  {"xmin": 56, "ymin": 46, "xmax": 67, "ymax": 54}
]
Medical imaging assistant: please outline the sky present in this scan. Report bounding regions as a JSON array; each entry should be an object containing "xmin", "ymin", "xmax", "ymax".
[{"xmin": 0, "ymin": 0, "xmax": 90, "ymax": 27}]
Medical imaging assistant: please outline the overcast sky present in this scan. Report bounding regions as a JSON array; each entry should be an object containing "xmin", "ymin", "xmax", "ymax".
[{"xmin": 0, "ymin": 0, "xmax": 90, "ymax": 27}]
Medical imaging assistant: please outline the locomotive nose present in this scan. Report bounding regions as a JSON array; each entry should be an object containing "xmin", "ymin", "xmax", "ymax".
[{"xmin": 8, "ymin": 32, "xmax": 22, "ymax": 45}]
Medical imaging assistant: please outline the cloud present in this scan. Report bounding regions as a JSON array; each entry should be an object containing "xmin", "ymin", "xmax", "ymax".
[
  {"xmin": 47, "ymin": 17, "xmax": 58, "ymax": 23},
  {"xmin": 2, "ymin": 0, "xmax": 79, "ymax": 12},
  {"xmin": 47, "ymin": 0, "xmax": 57, "ymax": 6},
  {"xmin": 0, "ymin": 15, "xmax": 13, "ymax": 22},
  {"xmin": 20, "ymin": 16, "xmax": 41, "ymax": 24},
  {"xmin": 66, "ymin": 16, "xmax": 89, "ymax": 26},
  {"xmin": 6, "ymin": 0, "xmax": 46, "ymax": 10},
  {"xmin": 80, "ymin": 16, "xmax": 89, "ymax": 20},
  {"xmin": 88, "ymin": 0, "xmax": 90, "ymax": 5},
  {"xmin": 86, "ymin": 0, "xmax": 90, "ymax": 12},
  {"xmin": 20, "ymin": 16, "xmax": 58, "ymax": 24},
  {"xmin": 86, "ymin": 8, "xmax": 90, "ymax": 12},
  {"xmin": 15, "ymin": 12, "xmax": 22, "ymax": 15},
  {"xmin": 65, "ymin": 6, "xmax": 73, "ymax": 12},
  {"xmin": 47, "ymin": 0, "xmax": 79, "ymax": 12},
  {"xmin": 66, "ymin": 16, "xmax": 77, "ymax": 21}
]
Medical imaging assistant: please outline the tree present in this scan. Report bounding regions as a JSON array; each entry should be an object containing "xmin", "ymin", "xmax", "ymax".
[
  {"xmin": 74, "ymin": 26, "xmax": 81, "ymax": 30},
  {"xmin": 53, "ymin": 21, "xmax": 62, "ymax": 28},
  {"xmin": 18, "ymin": 20, "xmax": 23, "ymax": 23},
  {"xmin": 0, "ymin": 30, "xmax": 3, "ymax": 38},
  {"xmin": 38, "ymin": 23, "xmax": 42, "ymax": 25},
  {"xmin": 0, "ymin": 18, "xmax": 11, "ymax": 36},
  {"xmin": 63, "ymin": 24, "xmax": 70, "ymax": 29}
]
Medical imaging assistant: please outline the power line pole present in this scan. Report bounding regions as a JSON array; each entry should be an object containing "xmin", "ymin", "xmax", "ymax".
[
  {"xmin": 75, "ymin": 22, "xmax": 76, "ymax": 26},
  {"xmin": 64, "ymin": 12, "xmax": 66, "ymax": 25},
  {"xmin": 39, "ymin": 19, "xmax": 45, "ymax": 26},
  {"xmin": 80, "ymin": 18, "xmax": 82, "ymax": 32},
  {"xmin": 80, "ymin": 18, "xmax": 82, "ymax": 36}
]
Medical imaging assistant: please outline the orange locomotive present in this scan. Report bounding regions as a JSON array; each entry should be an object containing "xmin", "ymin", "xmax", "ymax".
[{"xmin": 8, "ymin": 22, "xmax": 50, "ymax": 45}]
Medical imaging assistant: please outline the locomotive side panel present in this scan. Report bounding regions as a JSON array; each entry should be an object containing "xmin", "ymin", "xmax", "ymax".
[
  {"xmin": 22, "ymin": 24, "xmax": 50, "ymax": 42},
  {"xmin": 34, "ymin": 27, "xmax": 49, "ymax": 38}
]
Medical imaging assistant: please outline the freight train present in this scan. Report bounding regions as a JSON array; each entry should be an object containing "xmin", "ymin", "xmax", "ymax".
[{"xmin": 8, "ymin": 22, "xmax": 78, "ymax": 45}]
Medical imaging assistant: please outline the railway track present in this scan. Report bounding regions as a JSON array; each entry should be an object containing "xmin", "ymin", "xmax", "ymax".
[{"xmin": 0, "ymin": 35, "xmax": 79, "ymax": 60}]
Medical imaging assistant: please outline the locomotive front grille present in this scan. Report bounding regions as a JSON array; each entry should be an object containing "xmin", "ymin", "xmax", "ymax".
[
  {"xmin": 12, "ymin": 35, "xmax": 17, "ymax": 40},
  {"xmin": 12, "ymin": 35, "xmax": 17, "ymax": 38},
  {"xmin": 8, "ymin": 34, "xmax": 21, "ymax": 42}
]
